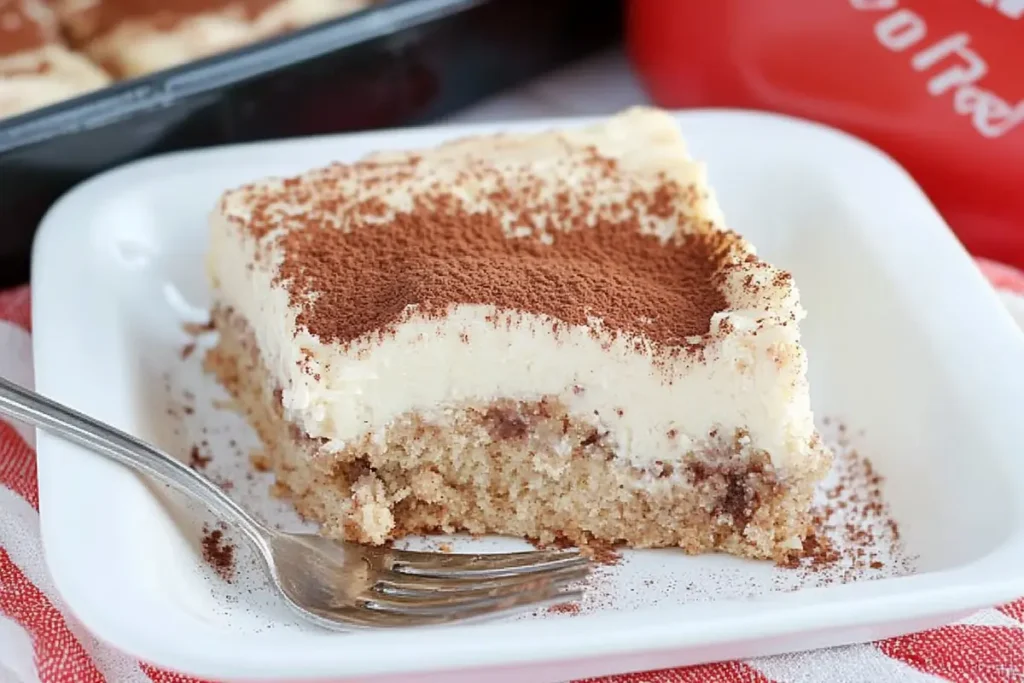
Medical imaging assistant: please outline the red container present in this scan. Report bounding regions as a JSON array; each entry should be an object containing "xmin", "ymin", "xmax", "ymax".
[{"xmin": 627, "ymin": 0, "xmax": 1024, "ymax": 269}]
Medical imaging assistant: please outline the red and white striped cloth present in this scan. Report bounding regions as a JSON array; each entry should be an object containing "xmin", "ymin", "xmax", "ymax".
[{"xmin": 2, "ymin": 261, "xmax": 1024, "ymax": 683}]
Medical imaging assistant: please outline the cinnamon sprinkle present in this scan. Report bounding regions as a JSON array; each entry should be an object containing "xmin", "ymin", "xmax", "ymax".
[
  {"xmin": 547, "ymin": 602, "xmax": 581, "ymax": 615},
  {"xmin": 280, "ymin": 194, "xmax": 731, "ymax": 347},
  {"xmin": 200, "ymin": 523, "xmax": 235, "ymax": 582},
  {"xmin": 188, "ymin": 445, "xmax": 211, "ymax": 470},
  {"xmin": 780, "ymin": 421, "xmax": 908, "ymax": 582},
  {"xmin": 589, "ymin": 541, "xmax": 622, "ymax": 567}
]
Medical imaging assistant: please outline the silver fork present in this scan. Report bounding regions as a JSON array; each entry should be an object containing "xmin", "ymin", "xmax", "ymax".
[{"xmin": 0, "ymin": 377, "xmax": 588, "ymax": 629}]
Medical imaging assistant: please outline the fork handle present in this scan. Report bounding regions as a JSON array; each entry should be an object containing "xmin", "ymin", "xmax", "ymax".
[{"xmin": 0, "ymin": 376, "xmax": 268, "ymax": 545}]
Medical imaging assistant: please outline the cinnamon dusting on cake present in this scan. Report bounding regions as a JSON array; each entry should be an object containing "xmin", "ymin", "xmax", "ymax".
[{"xmin": 230, "ymin": 141, "xmax": 747, "ymax": 350}]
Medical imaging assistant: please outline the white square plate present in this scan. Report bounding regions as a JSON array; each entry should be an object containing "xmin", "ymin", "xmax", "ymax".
[{"xmin": 31, "ymin": 111, "xmax": 1024, "ymax": 682}]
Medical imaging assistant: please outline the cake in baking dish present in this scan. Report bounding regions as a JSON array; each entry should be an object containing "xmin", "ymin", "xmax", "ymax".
[
  {"xmin": 0, "ymin": 0, "xmax": 110, "ymax": 119},
  {"xmin": 204, "ymin": 107, "xmax": 832, "ymax": 561},
  {"xmin": 54, "ymin": 0, "xmax": 370, "ymax": 77}
]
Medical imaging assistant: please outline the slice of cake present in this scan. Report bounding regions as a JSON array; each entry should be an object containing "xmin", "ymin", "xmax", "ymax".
[
  {"xmin": 1, "ymin": 0, "xmax": 110, "ymax": 120},
  {"xmin": 205, "ymin": 107, "xmax": 832, "ymax": 561},
  {"xmin": 55, "ymin": 0, "xmax": 371, "ymax": 78}
]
